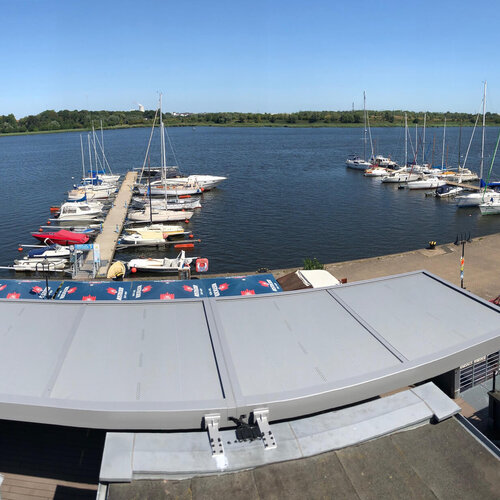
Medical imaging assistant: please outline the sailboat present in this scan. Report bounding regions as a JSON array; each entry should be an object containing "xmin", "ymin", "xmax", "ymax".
[
  {"xmin": 407, "ymin": 116, "xmax": 447, "ymax": 189},
  {"xmin": 346, "ymin": 92, "xmax": 373, "ymax": 170},
  {"xmin": 127, "ymin": 95, "xmax": 194, "ymax": 223},
  {"xmin": 382, "ymin": 113, "xmax": 420, "ymax": 183},
  {"xmin": 456, "ymin": 82, "xmax": 498, "ymax": 207}
]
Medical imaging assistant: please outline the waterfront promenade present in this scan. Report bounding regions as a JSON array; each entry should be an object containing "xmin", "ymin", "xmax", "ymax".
[{"xmin": 273, "ymin": 232, "xmax": 500, "ymax": 301}]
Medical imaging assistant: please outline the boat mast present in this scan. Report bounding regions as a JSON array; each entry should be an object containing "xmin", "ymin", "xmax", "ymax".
[
  {"xmin": 480, "ymin": 81, "xmax": 487, "ymax": 181},
  {"xmin": 363, "ymin": 91, "xmax": 367, "ymax": 161},
  {"xmin": 441, "ymin": 117, "xmax": 446, "ymax": 170},
  {"xmin": 159, "ymin": 93, "xmax": 169, "ymax": 210},
  {"xmin": 422, "ymin": 113, "xmax": 426, "ymax": 165},
  {"xmin": 458, "ymin": 121, "xmax": 462, "ymax": 169},
  {"xmin": 87, "ymin": 133, "xmax": 93, "ymax": 180},
  {"xmin": 80, "ymin": 134, "xmax": 85, "ymax": 180},
  {"xmin": 415, "ymin": 122, "xmax": 418, "ymax": 164},
  {"xmin": 404, "ymin": 113, "xmax": 408, "ymax": 168},
  {"xmin": 92, "ymin": 123, "xmax": 99, "ymax": 178}
]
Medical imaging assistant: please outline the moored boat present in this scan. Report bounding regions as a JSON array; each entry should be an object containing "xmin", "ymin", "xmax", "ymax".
[
  {"xmin": 13, "ymin": 258, "xmax": 68, "ymax": 272},
  {"xmin": 32, "ymin": 229, "xmax": 90, "ymax": 245},
  {"xmin": 127, "ymin": 250, "xmax": 200, "ymax": 273},
  {"xmin": 55, "ymin": 201, "xmax": 103, "ymax": 220},
  {"xmin": 406, "ymin": 176, "xmax": 446, "ymax": 190}
]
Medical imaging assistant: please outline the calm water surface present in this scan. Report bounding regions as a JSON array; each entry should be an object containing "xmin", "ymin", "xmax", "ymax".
[{"xmin": 0, "ymin": 126, "xmax": 499, "ymax": 276}]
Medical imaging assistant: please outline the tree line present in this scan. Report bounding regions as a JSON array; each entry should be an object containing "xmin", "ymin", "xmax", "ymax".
[{"xmin": 1, "ymin": 109, "xmax": 500, "ymax": 134}]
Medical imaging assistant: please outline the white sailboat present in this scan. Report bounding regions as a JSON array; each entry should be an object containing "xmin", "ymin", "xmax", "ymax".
[
  {"xmin": 128, "ymin": 95, "xmax": 195, "ymax": 223},
  {"xmin": 382, "ymin": 113, "xmax": 420, "ymax": 183},
  {"xmin": 346, "ymin": 91, "xmax": 373, "ymax": 170},
  {"xmin": 131, "ymin": 195, "xmax": 201, "ymax": 210},
  {"xmin": 456, "ymin": 81, "xmax": 493, "ymax": 207}
]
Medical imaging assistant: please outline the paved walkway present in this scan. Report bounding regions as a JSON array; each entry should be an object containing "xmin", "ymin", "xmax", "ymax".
[{"xmin": 273, "ymin": 232, "xmax": 500, "ymax": 301}]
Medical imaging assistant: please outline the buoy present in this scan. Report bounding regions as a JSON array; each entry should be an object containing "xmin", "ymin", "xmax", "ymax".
[
  {"xmin": 17, "ymin": 247, "xmax": 23, "ymax": 252},
  {"xmin": 201, "ymin": 188, "xmax": 205, "ymax": 192},
  {"xmin": 50, "ymin": 206, "xmax": 59, "ymax": 213},
  {"xmin": 189, "ymin": 234, "xmax": 194, "ymax": 239},
  {"xmin": 175, "ymin": 243, "xmax": 194, "ymax": 249},
  {"xmin": 184, "ymin": 219, "xmax": 190, "ymax": 224},
  {"xmin": 39, "ymin": 228, "xmax": 43, "ymax": 232},
  {"xmin": 131, "ymin": 267, "xmax": 137, "ymax": 273},
  {"xmin": 47, "ymin": 220, "xmax": 51, "ymax": 225}
]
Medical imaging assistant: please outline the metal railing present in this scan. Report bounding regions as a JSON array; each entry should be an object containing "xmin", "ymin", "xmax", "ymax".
[{"xmin": 459, "ymin": 351, "xmax": 499, "ymax": 392}]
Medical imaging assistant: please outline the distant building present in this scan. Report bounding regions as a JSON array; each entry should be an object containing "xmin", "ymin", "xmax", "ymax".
[
  {"xmin": 138, "ymin": 104, "xmax": 145, "ymax": 113},
  {"xmin": 172, "ymin": 112, "xmax": 191, "ymax": 117}
]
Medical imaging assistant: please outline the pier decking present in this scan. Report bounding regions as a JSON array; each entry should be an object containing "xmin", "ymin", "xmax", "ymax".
[{"xmin": 76, "ymin": 171, "xmax": 137, "ymax": 279}]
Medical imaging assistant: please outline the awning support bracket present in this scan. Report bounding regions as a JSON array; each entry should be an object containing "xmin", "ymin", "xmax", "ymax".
[
  {"xmin": 252, "ymin": 408, "xmax": 277, "ymax": 450},
  {"xmin": 204, "ymin": 413, "xmax": 225, "ymax": 456}
]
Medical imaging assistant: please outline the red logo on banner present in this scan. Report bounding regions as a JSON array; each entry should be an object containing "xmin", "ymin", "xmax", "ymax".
[
  {"xmin": 67, "ymin": 287, "xmax": 77, "ymax": 294},
  {"xmin": 82, "ymin": 295, "xmax": 96, "ymax": 301},
  {"xmin": 0, "ymin": 285, "xmax": 7, "ymax": 291},
  {"xmin": 32, "ymin": 286, "xmax": 43, "ymax": 294},
  {"xmin": 258, "ymin": 280, "xmax": 269, "ymax": 287},
  {"xmin": 218, "ymin": 283, "xmax": 229, "ymax": 291},
  {"xmin": 160, "ymin": 293, "xmax": 175, "ymax": 300},
  {"xmin": 107, "ymin": 288, "xmax": 118, "ymax": 295},
  {"xmin": 183, "ymin": 285, "xmax": 193, "ymax": 292},
  {"xmin": 241, "ymin": 289, "xmax": 255, "ymax": 296},
  {"xmin": 142, "ymin": 285, "xmax": 152, "ymax": 293},
  {"xmin": 6, "ymin": 292, "xmax": 20, "ymax": 299}
]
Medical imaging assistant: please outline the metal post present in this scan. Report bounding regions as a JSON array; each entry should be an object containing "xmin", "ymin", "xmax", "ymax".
[{"xmin": 454, "ymin": 233, "xmax": 471, "ymax": 289}]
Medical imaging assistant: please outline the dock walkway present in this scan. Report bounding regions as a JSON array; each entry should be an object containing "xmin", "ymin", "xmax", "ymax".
[{"xmin": 76, "ymin": 171, "xmax": 137, "ymax": 279}]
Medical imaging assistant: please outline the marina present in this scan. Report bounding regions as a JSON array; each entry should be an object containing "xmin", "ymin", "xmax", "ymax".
[{"xmin": 2, "ymin": 125, "xmax": 500, "ymax": 279}]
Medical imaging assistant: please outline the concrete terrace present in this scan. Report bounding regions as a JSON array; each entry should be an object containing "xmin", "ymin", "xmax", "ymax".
[{"xmin": 274, "ymin": 232, "xmax": 500, "ymax": 302}]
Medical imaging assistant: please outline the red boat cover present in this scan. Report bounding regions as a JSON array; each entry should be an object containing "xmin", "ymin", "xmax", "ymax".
[{"xmin": 32, "ymin": 230, "xmax": 89, "ymax": 245}]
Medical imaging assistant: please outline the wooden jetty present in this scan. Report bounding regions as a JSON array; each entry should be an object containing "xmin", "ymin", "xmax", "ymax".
[
  {"xmin": 445, "ymin": 181, "xmax": 481, "ymax": 190},
  {"xmin": 76, "ymin": 171, "xmax": 137, "ymax": 279}
]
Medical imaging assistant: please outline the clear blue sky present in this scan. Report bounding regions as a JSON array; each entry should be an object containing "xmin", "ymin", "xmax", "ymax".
[{"xmin": 1, "ymin": 0, "xmax": 499, "ymax": 117}]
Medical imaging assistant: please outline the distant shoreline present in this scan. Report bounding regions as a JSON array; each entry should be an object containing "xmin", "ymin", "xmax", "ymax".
[{"xmin": 1, "ymin": 121, "xmax": 499, "ymax": 138}]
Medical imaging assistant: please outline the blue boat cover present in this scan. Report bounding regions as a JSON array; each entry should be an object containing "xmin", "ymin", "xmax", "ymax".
[
  {"xmin": 55, "ymin": 281, "xmax": 132, "ymax": 301},
  {"xmin": 27, "ymin": 245, "xmax": 58, "ymax": 258},
  {"xmin": 0, "ymin": 280, "xmax": 60, "ymax": 300},
  {"xmin": 479, "ymin": 179, "xmax": 500, "ymax": 188}
]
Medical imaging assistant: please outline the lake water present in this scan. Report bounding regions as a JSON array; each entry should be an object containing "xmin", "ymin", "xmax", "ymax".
[{"xmin": 0, "ymin": 125, "xmax": 499, "ymax": 277}]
